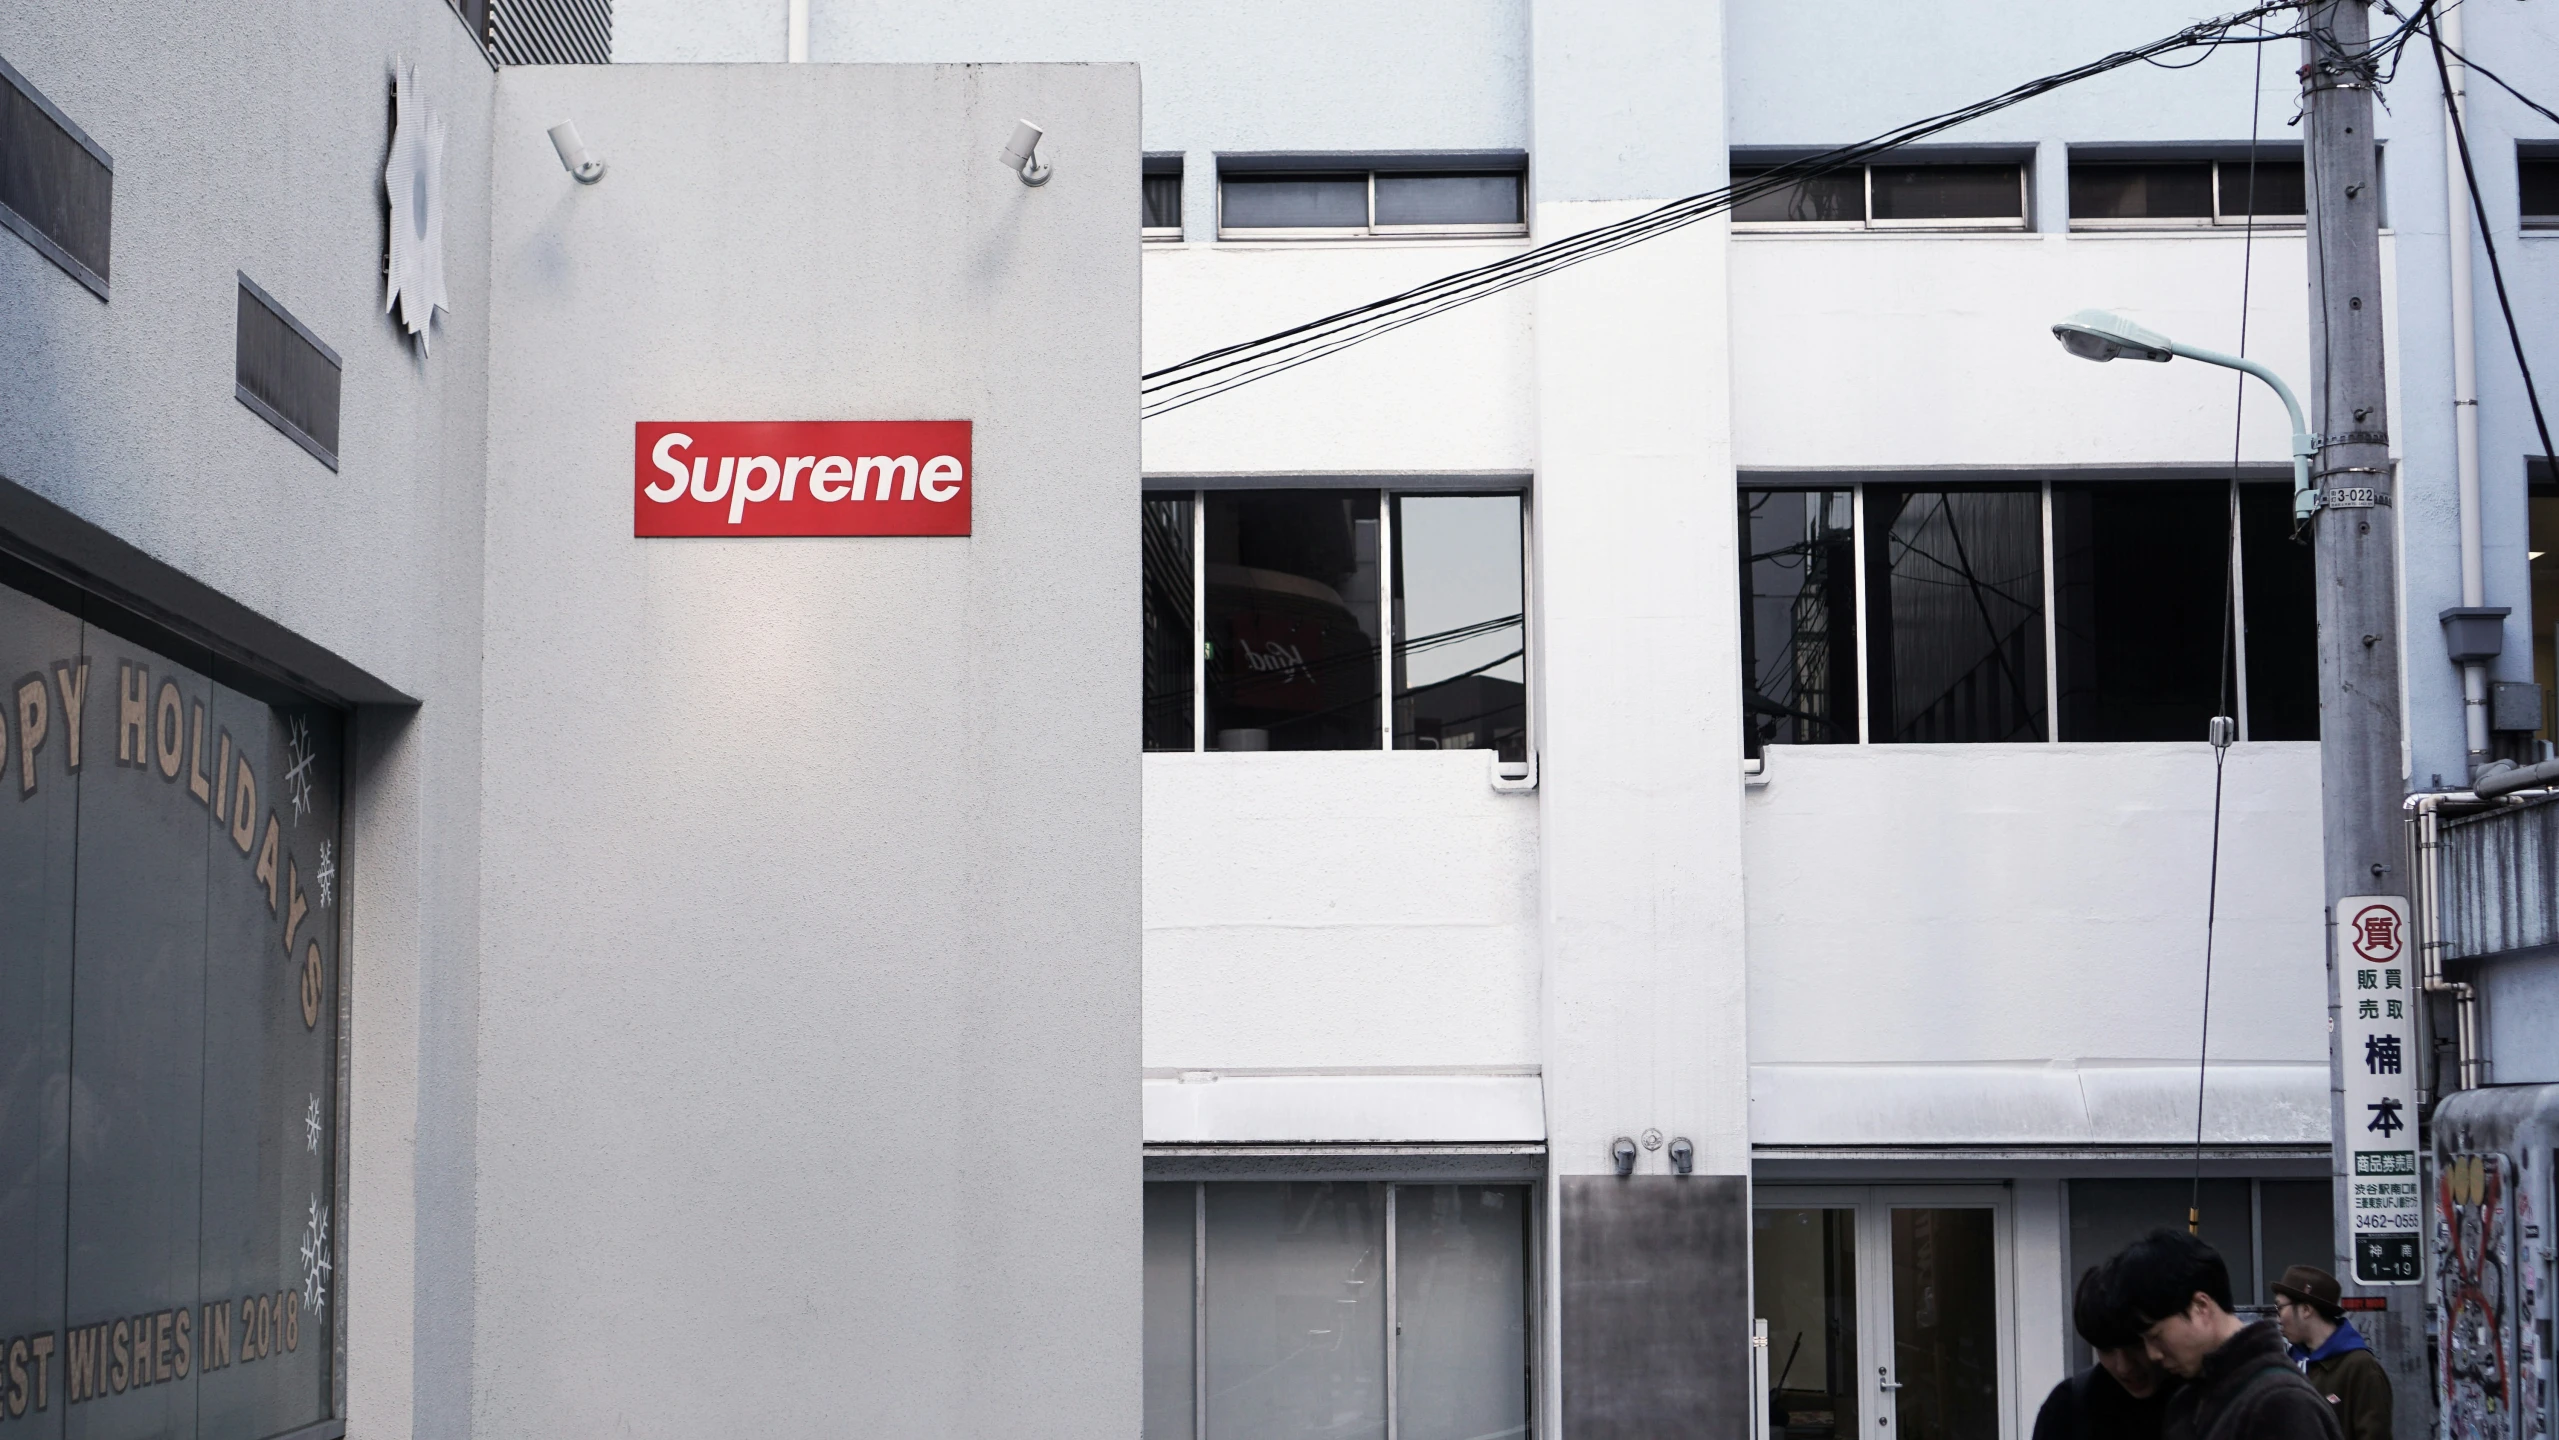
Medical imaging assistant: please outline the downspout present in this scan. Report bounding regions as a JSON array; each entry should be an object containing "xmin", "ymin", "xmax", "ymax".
[
  {"xmin": 2442, "ymin": 5, "xmax": 2493, "ymax": 776},
  {"xmin": 2406, "ymin": 792, "xmax": 2486, "ymax": 1091}
]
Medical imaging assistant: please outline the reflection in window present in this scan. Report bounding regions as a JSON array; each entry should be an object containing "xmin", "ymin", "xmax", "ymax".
[
  {"xmin": 1889, "ymin": 1208, "xmax": 2000, "ymax": 1440},
  {"xmin": 1206, "ymin": 1182, "xmax": 1388, "ymax": 1440},
  {"xmin": 1220, "ymin": 174, "xmax": 1370, "ymax": 230},
  {"xmin": 1866, "ymin": 488, "xmax": 2046, "ymax": 743},
  {"xmin": 1144, "ymin": 158, "xmax": 1184, "ymax": 237},
  {"xmin": 1205, "ymin": 491, "xmax": 1381, "ymax": 751},
  {"xmin": 1868, "ymin": 164, "xmax": 2024, "ymax": 223},
  {"xmin": 2239, "ymin": 484, "xmax": 2319, "ymax": 740},
  {"xmin": 1395, "ymin": 1186, "xmax": 1532, "ymax": 1440},
  {"xmin": 2053, "ymin": 481, "xmax": 2233, "ymax": 741},
  {"xmin": 2070, "ymin": 161, "xmax": 2214, "ymax": 221},
  {"xmin": 1732, "ymin": 168, "xmax": 1864, "ymax": 224},
  {"xmin": 1741, "ymin": 490, "xmax": 1857, "ymax": 755},
  {"xmin": 1755, "ymin": 1207, "xmax": 1860, "ymax": 1440},
  {"xmin": 1144, "ymin": 497, "xmax": 1196, "ymax": 751},
  {"xmin": 1393, "ymin": 495, "xmax": 1526, "ymax": 760}
]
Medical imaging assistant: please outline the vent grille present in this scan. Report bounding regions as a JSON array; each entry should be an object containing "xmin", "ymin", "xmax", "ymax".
[
  {"xmin": 491, "ymin": 0, "xmax": 612, "ymax": 64},
  {"xmin": 235, "ymin": 274, "xmax": 343, "ymax": 471},
  {"xmin": 0, "ymin": 52, "xmax": 112, "ymax": 297}
]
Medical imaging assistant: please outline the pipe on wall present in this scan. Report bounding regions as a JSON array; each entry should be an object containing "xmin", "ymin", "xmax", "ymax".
[
  {"xmin": 2442, "ymin": 5, "xmax": 2493, "ymax": 775},
  {"xmin": 787, "ymin": 0, "xmax": 809, "ymax": 61},
  {"xmin": 2407, "ymin": 792, "xmax": 2491, "ymax": 1091}
]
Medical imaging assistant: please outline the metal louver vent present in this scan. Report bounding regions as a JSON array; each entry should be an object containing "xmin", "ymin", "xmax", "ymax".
[
  {"xmin": 235, "ymin": 274, "xmax": 343, "ymax": 471},
  {"xmin": 0, "ymin": 51, "xmax": 112, "ymax": 297},
  {"xmin": 490, "ymin": 0, "xmax": 612, "ymax": 65}
]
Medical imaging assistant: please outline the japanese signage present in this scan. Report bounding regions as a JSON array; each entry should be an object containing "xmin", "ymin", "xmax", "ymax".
[
  {"xmin": 633, "ymin": 420, "xmax": 972, "ymax": 537},
  {"xmin": 2338, "ymin": 894, "xmax": 2421, "ymax": 1284}
]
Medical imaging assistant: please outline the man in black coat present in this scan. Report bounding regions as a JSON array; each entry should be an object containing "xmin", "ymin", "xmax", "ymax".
[
  {"xmin": 2115, "ymin": 1228, "xmax": 2344, "ymax": 1440},
  {"xmin": 2033, "ymin": 1259, "xmax": 2176, "ymax": 1440}
]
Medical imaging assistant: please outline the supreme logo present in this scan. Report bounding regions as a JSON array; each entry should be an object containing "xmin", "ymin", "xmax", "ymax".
[{"xmin": 633, "ymin": 421, "xmax": 972, "ymax": 537}]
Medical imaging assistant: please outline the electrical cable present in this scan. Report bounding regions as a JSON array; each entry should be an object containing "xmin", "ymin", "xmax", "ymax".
[{"xmin": 1141, "ymin": 2, "xmax": 2308, "ymax": 418}]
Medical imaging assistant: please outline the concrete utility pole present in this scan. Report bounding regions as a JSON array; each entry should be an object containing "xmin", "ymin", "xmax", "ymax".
[{"xmin": 2300, "ymin": 6, "xmax": 2427, "ymax": 1435}]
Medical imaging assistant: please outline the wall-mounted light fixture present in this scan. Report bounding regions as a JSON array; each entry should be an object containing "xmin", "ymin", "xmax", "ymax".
[
  {"xmin": 1610, "ymin": 1136, "xmax": 1637, "ymax": 1177},
  {"xmin": 1668, "ymin": 1137, "xmax": 1694, "ymax": 1175},
  {"xmin": 548, "ymin": 120, "xmax": 606, "ymax": 184},
  {"xmin": 998, "ymin": 119, "xmax": 1051, "ymax": 187}
]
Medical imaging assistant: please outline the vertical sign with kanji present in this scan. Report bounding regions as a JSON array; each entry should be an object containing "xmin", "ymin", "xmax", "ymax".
[{"xmin": 2339, "ymin": 894, "xmax": 2421, "ymax": 1284}]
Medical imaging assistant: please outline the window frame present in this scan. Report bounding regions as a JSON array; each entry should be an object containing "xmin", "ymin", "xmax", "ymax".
[
  {"xmin": 2519, "ymin": 143, "xmax": 2559, "ymax": 231},
  {"xmin": 1143, "ymin": 154, "xmax": 1185, "ymax": 242},
  {"xmin": 1215, "ymin": 156, "xmax": 1531, "ymax": 242},
  {"xmin": 2063, "ymin": 146, "xmax": 2311, "ymax": 232},
  {"xmin": 1729, "ymin": 153, "xmax": 2031, "ymax": 234},
  {"xmin": 1143, "ymin": 479, "xmax": 1534, "ymax": 759}
]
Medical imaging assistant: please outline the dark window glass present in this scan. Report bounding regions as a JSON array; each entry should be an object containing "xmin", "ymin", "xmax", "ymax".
[
  {"xmin": 2070, "ymin": 161, "xmax": 2213, "ymax": 221},
  {"xmin": 1393, "ymin": 495, "xmax": 1525, "ymax": 760},
  {"xmin": 1221, "ymin": 174, "xmax": 1368, "ymax": 229},
  {"xmin": 2520, "ymin": 157, "xmax": 2559, "ymax": 224},
  {"xmin": 1866, "ymin": 487, "xmax": 2046, "ymax": 742},
  {"xmin": 1755, "ymin": 1207, "xmax": 1861, "ymax": 1440},
  {"xmin": 1741, "ymin": 489, "xmax": 1857, "ymax": 755},
  {"xmin": 1205, "ymin": 490, "xmax": 1380, "ymax": 750},
  {"xmin": 1144, "ymin": 169, "xmax": 1183, "ymax": 230},
  {"xmin": 1373, "ymin": 172, "xmax": 1522, "ymax": 227},
  {"xmin": 2052, "ymin": 481, "xmax": 2235, "ymax": 741},
  {"xmin": 2255, "ymin": 1181, "xmax": 2335, "ymax": 1305},
  {"xmin": 2239, "ymin": 483, "xmax": 2319, "ymax": 739},
  {"xmin": 1143, "ymin": 497, "xmax": 1196, "ymax": 751},
  {"xmin": 2066, "ymin": 1179, "xmax": 2253, "ymax": 1367},
  {"xmin": 1868, "ymin": 164, "xmax": 2022, "ymax": 222},
  {"xmin": 1889, "ymin": 1208, "xmax": 2001, "ymax": 1440},
  {"xmin": 2219, "ymin": 158, "xmax": 2305, "ymax": 218},
  {"xmin": 234, "ymin": 276, "xmax": 342, "ymax": 470},
  {"xmin": 1732, "ymin": 167, "xmax": 1864, "ymax": 224},
  {"xmin": 0, "ymin": 57, "xmax": 112, "ymax": 294}
]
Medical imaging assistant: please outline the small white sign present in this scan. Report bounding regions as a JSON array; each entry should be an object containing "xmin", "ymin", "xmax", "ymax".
[{"xmin": 2337, "ymin": 894, "xmax": 2421, "ymax": 1284}]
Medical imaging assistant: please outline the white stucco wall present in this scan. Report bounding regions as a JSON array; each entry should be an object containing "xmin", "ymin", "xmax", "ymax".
[{"xmin": 477, "ymin": 62, "xmax": 1139, "ymax": 1436}]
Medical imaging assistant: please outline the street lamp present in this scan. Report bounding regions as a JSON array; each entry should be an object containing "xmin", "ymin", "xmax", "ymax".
[{"xmin": 2051, "ymin": 309, "xmax": 2320, "ymax": 521}]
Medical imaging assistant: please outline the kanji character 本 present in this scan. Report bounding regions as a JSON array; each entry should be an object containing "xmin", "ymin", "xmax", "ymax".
[
  {"xmin": 2365, "ymin": 1033, "xmax": 2402, "ymax": 1075},
  {"xmin": 2358, "ymin": 1000, "xmax": 2380, "ymax": 1019},
  {"xmin": 2387, "ymin": 1000, "xmax": 2404, "ymax": 1019},
  {"xmin": 2367, "ymin": 1097, "xmax": 2406, "ymax": 1136},
  {"xmin": 2385, "ymin": 968, "xmax": 2402, "ymax": 989},
  {"xmin": 2357, "ymin": 969, "xmax": 2378, "ymax": 990}
]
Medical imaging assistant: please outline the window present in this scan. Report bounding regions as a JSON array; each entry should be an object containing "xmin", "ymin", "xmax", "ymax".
[
  {"xmin": 2065, "ymin": 1177, "xmax": 2331, "ymax": 1362},
  {"xmin": 1145, "ymin": 156, "xmax": 1183, "ymax": 240},
  {"xmin": 1738, "ymin": 479, "xmax": 2317, "ymax": 750},
  {"xmin": 1144, "ymin": 487, "xmax": 1529, "ymax": 757},
  {"xmin": 1218, "ymin": 158, "xmax": 1527, "ymax": 239},
  {"xmin": 1144, "ymin": 1180, "xmax": 1533, "ymax": 1440},
  {"xmin": 1732, "ymin": 159, "xmax": 2027, "ymax": 230},
  {"xmin": 0, "ymin": 51, "xmax": 112, "ymax": 297},
  {"xmin": 235, "ymin": 274, "xmax": 343, "ymax": 471},
  {"xmin": 2070, "ymin": 155, "xmax": 2306, "ymax": 228},
  {"xmin": 2522, "ymin": 149, "xmax": 2559, "ymax": 230}
]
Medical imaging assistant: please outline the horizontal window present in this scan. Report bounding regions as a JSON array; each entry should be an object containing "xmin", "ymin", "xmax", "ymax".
[
  {"xmin": 1739, "ymin": 478, "xmax": 2316, "ymax": 753},
  {"xmin": 1218, "ymin": 162, "xmax": 1526, "ymax": 239},
  {"xmin": 0, "ymin": 51, "xmax": 112, "ymax": 296},
  {"xmin": 1146, "ymin": 1181, "xmax": 1532, "ymax": 1440},
  {"xmin": 2522, "ymin": 153, "xmax": 2559, "ymax": 229},
  {"xmin": 1144, "ymin": 156, "xmax": 1183, "ymax": 239},
  {"xmin": 1142, "ymin": 487, "xmax": 1528, "ymax": 758},
  {"xmin": 2070, "ymin": 157, "xmax": 2305, "ymax": 228},
  {"xmin": 1732, "ymin": 161, "xmax": 2026, "ymax": 230}
]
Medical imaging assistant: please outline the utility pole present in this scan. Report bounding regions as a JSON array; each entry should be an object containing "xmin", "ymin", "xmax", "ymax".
[{"xmin": 2301, "ymin": 5, "xmax": 2427, "ymax": 1436}]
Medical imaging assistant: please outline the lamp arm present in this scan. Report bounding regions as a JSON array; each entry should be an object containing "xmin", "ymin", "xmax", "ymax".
[{"xmin": 2170, "ymin": 341, "xmax": 2320, "ymax": 520}]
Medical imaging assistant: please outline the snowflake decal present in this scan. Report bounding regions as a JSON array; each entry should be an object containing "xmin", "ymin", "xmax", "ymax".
[
  {"xmin": 304, "ymin": 1094, "xmax": 323, "ymax": 1154},
  {"xmin": 283, "ymin": 717, "xmax": 317, "ymax": 825},
  {"xmin": 314, "ymin": 840, "xmax": 336, "ymax": 909},
  {"xmin": 383, "ymin": 65, "xmax": 449, "ymax": 354},
  {"xmin": 300, "ymin": 1196, "xmax": 332, "ymax": 1316}
]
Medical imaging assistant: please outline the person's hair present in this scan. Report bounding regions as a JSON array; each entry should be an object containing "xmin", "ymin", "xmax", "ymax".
[
  {"xmin": 2114, "ymin": 1228, "xmax": 2235, "ymax": 1324},
  {"xmin": 2074, "ymin": 1260, "xmax": 2143, "ymax": 1349}
]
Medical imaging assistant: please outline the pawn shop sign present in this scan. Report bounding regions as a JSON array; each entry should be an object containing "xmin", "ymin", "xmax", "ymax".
[{"xmin": 634, "ymin": 421, "xmax": 971, "ymax": 537}]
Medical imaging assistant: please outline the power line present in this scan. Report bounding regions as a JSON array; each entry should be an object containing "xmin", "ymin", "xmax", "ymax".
[{"xmin": 1141, "ymin": 2, "xmax": 2308, "ymax": 419}]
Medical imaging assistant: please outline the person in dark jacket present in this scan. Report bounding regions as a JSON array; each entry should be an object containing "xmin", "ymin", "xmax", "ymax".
[
  {"xmin": 2115, "ymin": 1228, "xmax": 2343, "ymax": 1440},
  {"xmin": 2032, "ymin": 1259, "xmax": 2175, "ymax": 1440},
  {"xmin": 2274, "ymin": 1264, "xmax": 2392, "ymax": 1440}
]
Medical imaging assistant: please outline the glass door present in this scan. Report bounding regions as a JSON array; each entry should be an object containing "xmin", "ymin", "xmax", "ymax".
[{"xmin": 1756, "ymin": 1188, "xmax": 2014, "ymax": 1440}]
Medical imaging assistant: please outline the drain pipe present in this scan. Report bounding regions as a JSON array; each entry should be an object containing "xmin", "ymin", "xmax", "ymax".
[
  {"xmin": 2406, "ymin": 792, "xmax": 2486, "ymax": 1090},
  {"xmin": 2439, "ymin": 6, "xmax": 2498, "ymax": 777}
]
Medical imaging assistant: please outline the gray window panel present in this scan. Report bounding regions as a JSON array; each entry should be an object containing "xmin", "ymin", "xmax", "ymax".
[
  {"xmin": 2520, "ymin": 156, "xmax": 2559, "ymax": 225},
  {"xmin": 1206, "ymin": 1182, "xmax": 1388, "ymax": 1440},
  {"xmin": 0, "ymin": 52, "xmax": 112, "ymax": 295},
  {"xmin": 1391, "ymin": 495, "xmax": 1525, "ymax": 761},
  {"xmin": 1396, "ymin": 1185, "xmax": 1530, "ymax": 1440},
  {"xmin": 2218, "ymin": 159, "xmax": 2305, "ymax": 219},
  {"xmin": 1145, "ymin": 171, "xmax": 1183, "ymax": 231},
  {"xmin": 1373, "ymin": 173, "xmax": 1521, "ymax": 227},
  {"xmin": 1143, "ymin": 498, "xmax": 1196, "ymax": 752},
  {"xmin": 2066, "ymin": 1178, "xmax": 2252, "ymax": 1364},
  {"xmin": 1204, "ymin": 492, "xmax": 1381, "ymax": 752},
  {"xmin": 234, "ymin": 276, "xmax": 342, "ymax": 471},
  {"xmin": 1868, "ymin": 164, "xmax": 2023, "ymax": 221},
  {"xmin": 2071, "ymin": 162, "xmax": 2214, "ymax": 220},
  {"xmin": 1865, "ymin": 487, "xmax": 2047, "ymax": 743},
  {"xmin": 1144, "ymin": 1183, "xmax": 1197, "ymax": 1440},
  {"xmin": 1222, "ymin": 174, "xmax": 1369, "ymax": 230},
  {"xmin": 1740, "ymin": 489, "xmax": 1857, "ymax": 754},
  {"xmin": 2255, "ymin": 1181, "xmax": 2335, "ymax": 1305},
  {"xmin": 1755, "ymin": 1207, "xmax": 1860, "ymax": 1440},
  {"xmin": 1731, "ymin": 168, "xmax": 1863, "ymax": 224},
  {"xmin": 2052, "ymin": 481, "xmax": 2233, "ymax": 742}
]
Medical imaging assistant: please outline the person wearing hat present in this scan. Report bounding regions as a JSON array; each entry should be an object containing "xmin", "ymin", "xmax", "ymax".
[{"xmin": 2273, "ymin": 1265, "xmax": 2391, "ymax": 1440}]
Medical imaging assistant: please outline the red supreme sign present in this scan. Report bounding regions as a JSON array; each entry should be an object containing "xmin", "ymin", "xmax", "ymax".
[{"xmin": 633, "ymin": 421, "xmax": 972, "ymax": 537}]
